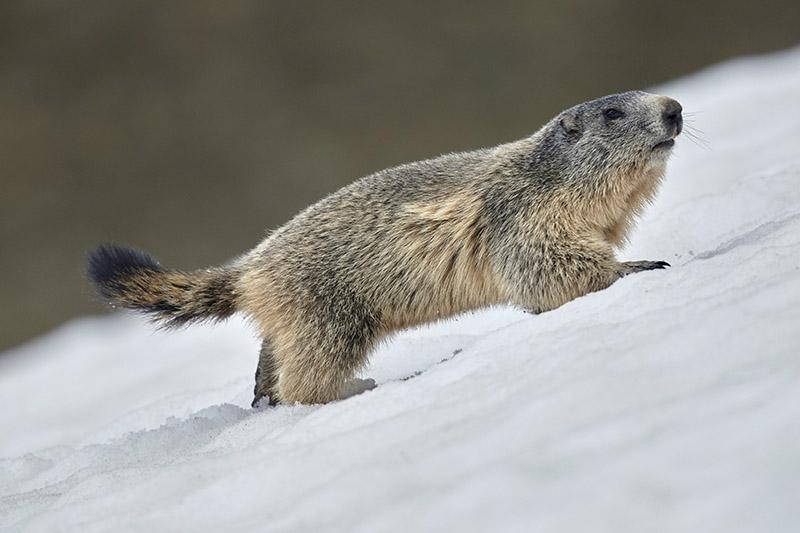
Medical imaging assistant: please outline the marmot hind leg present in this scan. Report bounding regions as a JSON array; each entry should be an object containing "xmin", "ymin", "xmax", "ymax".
[
  {"xmin": 271, "ymin": 319, "xmax": 378, "ymax": 405},
  {"xmin": 252, "ymin": 338, "xmax": 279, "ymax": 407}
]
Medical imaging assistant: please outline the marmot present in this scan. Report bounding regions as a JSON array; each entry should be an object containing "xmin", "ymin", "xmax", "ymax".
[{"xmin": 88, "ymin": 91, "xmax": 682, "ymax": 406}]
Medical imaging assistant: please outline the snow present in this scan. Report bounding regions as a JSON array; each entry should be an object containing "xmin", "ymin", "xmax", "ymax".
[{"xmin": 2, "ymin": 47, "xmax": 800, "ymax": 532}]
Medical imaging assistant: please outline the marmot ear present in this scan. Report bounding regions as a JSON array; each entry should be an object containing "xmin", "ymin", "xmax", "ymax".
[{"xmin": 559, "ymin": 112, "xmax": 582, "ymax": 137}]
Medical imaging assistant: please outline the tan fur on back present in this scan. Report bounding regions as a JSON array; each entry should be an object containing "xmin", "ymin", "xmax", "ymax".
[{"xmin": 390, "ymin": 189, "xmax": 501, "ymax": 328}]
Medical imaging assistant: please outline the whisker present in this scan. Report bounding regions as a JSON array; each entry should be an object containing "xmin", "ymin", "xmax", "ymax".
[
  {"xmin": 684, "ymin": 124, "xmax": 708, "ymax": 140},
  {"xmin": 683, "ymin": 121, "xmax": 705, "ymax": 133},
  {"xmin": 674, "ymin": 109, "xmax": 709, "ymax": 149},
  {"xmin": 681, "ymin": 128, "xmax": 710, "ymax": 150}
]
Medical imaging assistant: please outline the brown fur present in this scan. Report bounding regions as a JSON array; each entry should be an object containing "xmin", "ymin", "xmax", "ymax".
[{"xmin": 88, "ymin": 91, "xmax": 682, "ymax": 406}]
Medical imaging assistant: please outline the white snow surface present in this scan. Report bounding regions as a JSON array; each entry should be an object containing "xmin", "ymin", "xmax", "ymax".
[{"xmin": 2, "ymin": 47, "xmax": 800, "ymax": 533}]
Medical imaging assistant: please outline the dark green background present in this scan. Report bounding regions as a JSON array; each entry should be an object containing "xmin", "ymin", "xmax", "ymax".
[{"xmin": 2, "ymin": 0, "xmax": 799, "ymax": 350}]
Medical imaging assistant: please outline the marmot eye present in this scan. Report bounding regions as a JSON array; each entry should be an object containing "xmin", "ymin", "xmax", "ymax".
[{"xmin": 604, "ymin": 108, "xmax": 624, "ymax": 120}]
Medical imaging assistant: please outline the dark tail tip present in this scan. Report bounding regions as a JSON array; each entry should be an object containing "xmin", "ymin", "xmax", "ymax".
[{"xmin": 87, "ymin": 244, "xmax": 163, "ymax": 294}]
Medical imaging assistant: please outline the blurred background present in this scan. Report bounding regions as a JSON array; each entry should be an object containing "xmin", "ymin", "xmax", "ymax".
[{"xmin": 2, "ymin": 0, "xmax": 799, "ymax": 351}]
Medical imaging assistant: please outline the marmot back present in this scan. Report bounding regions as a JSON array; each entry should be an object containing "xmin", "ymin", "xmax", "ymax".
[{"xmin": 89, "ymin": 91, "xmax": 683, "ymax": 406}]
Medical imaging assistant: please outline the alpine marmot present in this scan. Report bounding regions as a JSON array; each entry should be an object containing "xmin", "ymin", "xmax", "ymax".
[{"xmin": 88, "ymin": 91, "xmax": 683, "ymax": 405}]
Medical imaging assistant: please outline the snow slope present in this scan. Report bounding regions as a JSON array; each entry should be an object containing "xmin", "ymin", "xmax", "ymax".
[{"xmin": 2, "ymin": 47, "xmax": 800, "ymax": 532}]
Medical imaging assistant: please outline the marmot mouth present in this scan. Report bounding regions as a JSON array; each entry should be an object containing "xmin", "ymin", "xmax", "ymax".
[{"xmin": 653, "ymin": 139, "xmax": 675, "ymax": 150}]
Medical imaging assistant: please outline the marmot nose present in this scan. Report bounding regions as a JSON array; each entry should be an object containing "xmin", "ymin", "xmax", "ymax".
[{"xmin": 662, "ymin": 98, "xmax": 683, "ymax": 135}]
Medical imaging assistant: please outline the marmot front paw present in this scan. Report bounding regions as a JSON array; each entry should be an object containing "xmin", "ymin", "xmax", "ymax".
[{"xmin": 619, "ymin": 260, "xmax": 670, "ymax": 276}]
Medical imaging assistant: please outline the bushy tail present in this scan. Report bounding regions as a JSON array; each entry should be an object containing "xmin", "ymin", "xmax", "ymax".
[{"xmin": 87, "ymin": 244, "xmax": 238, "ymax": 327}]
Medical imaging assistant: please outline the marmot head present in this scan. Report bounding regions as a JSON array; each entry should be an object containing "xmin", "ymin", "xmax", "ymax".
[{"xmin": 553, "ymin": 91, "xmax": 683, "ymax": 177}]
